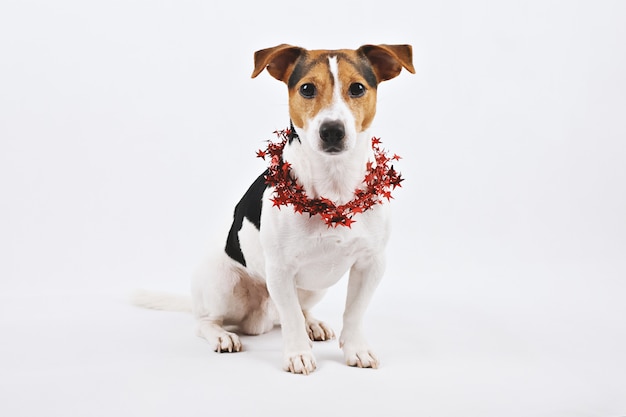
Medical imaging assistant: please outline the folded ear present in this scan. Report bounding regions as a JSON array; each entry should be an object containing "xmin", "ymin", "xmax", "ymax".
[
  {"xmin": 358, "ymin": 44, "xmax": 415, "ymax": 82},
  {"xmin": 251, "ymin": 44, "xmax": 305, "ymax": 82}
]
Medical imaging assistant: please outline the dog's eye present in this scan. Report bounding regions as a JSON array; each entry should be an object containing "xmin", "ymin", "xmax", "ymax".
[
  {"xmin": 299, "ymin": 83, "xmax": 316, "ymax": 99},
  {"xmin": 348, "ymin": 83, "xmax": 366, "ymax": 98}
]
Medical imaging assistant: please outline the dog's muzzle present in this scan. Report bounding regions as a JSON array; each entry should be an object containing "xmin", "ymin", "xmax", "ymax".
[{"xmin": 319, "ymin": 120, "xmax": 345, "ymax": 153}]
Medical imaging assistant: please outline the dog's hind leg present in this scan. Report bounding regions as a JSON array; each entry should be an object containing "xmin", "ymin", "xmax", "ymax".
[
  {"xmin": 192, "ymin": 253, "xmax": 274, "ymax": 352},
  {"xmin": 191, "ymin": 255, "xmax": 244, "ymax": 352},
  {"xmin": 298, "ymin": 289, "xmax": 335, "ymax": 341},
  {"xmin": 192, "ymin": 254, "xmax": 244, "ymax": 353}
]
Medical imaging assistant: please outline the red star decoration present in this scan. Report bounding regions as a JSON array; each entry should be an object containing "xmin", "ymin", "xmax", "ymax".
[
  {"xmin": 260, "ymin": 129, "xmax": 404, "ymax": 228},
  {"xmin": 271, "ymin": 198, "xmax": 283, "ymax": 208}
]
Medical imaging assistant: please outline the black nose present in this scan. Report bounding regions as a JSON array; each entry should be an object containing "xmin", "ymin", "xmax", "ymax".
[{"xmin": 319, "ymin": 121, "xmax": 345, "ymax": 148}]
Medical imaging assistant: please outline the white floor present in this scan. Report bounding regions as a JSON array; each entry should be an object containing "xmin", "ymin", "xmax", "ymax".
[{"xmin": 1, "ymin": 256, "xmax": 625, "ymax": 417}]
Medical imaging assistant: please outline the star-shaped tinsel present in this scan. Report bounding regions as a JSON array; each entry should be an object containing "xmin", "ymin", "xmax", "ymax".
[{"xmin": 257, "ymin": 129, "xmax": 404, "ymax": 228}]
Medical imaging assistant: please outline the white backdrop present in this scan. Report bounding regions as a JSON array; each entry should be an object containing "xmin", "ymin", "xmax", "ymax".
[{"xmin": 1, "ymin": 1, "xmax": 625, "ymax": 416}]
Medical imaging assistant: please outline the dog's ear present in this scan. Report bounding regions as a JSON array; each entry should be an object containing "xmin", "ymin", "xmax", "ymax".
[
  {"xmin": 358, "ymin": 44, "xmax": 415, "ymax": 82},
  {"xmin": 251, "ymin": 44, "xmax": 305, "ymax": 82}
]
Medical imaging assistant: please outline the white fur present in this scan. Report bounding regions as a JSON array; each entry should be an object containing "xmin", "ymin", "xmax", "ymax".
[{"xmin": 138, "ymin": 50, "xmax": 396, "ymax": 374}]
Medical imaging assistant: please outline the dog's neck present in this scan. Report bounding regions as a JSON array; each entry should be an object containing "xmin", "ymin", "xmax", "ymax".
[{"xmin": 282, "ymin": 130, "xmax": 373, "ymax": 205}]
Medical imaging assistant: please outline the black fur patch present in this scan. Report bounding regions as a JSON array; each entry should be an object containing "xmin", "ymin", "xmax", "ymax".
[
  {"xmin": 224, "ymin": 170, "xmax": 269, "ymax": 266},
  {"xmin": 287, "ymin": 52, "xmax": 311, "ymax": 89},
  {"xmin": 288, "ymin": 120, "xmax": 300, "ymax": 144},
  {"xmin": 341, "ymin": 52, "xmax": 378, "ymax": 88}
]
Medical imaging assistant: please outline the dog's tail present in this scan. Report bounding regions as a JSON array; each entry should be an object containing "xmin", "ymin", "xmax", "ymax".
[{"xmin": 130, "ymin": 289, "xmax": 192, "ymax": 313}]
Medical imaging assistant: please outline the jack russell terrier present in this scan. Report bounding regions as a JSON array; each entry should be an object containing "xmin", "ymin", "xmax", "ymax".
[{"xmin": 136, "ymin": 44, "xmax": 414, "ymax": 375}]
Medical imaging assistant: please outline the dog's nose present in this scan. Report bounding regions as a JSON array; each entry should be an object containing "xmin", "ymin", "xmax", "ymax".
[{"xmin": 319, "ymin": 121, "xmax": 345, "ymax": 148}]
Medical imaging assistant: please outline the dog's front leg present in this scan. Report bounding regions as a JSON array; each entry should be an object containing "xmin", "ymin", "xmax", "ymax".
[
  {"xmin": 265, "ymin": 266, "xmax": 316, "ymax": 375},
  {"xmin": 340, "ymin": 255, "xmax": 385, "ymax": 368}
]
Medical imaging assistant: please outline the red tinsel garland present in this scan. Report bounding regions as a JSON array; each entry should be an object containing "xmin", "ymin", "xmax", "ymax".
[{"xmin": 257, "ymin": 129, "xmax": 403, "ymax": 228}]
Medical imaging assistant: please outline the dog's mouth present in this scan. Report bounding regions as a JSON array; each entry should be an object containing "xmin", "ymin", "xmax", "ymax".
[
  {"xmin": 322, "ymin": 144, "xmax": 345, "ymax": 154},
  {"xmin": 319, "ymin": 120, "xmax": 345, "ymax": 154}
]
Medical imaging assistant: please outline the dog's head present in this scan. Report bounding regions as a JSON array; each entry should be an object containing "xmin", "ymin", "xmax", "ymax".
[{"xmin": 252, "ymin": 44, "xmax": 415, "ymax": 155}]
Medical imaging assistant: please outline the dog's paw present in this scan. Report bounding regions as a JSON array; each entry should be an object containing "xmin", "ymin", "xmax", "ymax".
[
  {"xmin": 283, "ymin": 351, "xmax": 317, "ymax": 375},
  {"xmin": 214, "ymin": 331, "xmax": 242, "ymax": 353},
  {"xmin": 340, "ymin": 330, "xmax": 379, "ymax": 368},
  {"xmin": 306, "ymin": 318, "xmax": 335, "ymax": 342},
  {"xmin": 343, "ymin": 348, "xmax": 379, "ymax": 368}
]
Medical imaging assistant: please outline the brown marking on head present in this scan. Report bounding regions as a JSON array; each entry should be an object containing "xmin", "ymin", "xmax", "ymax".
[
  {"xmin": 285, "ymin": 50, "xmax": 336, "ymax": 130},
  {"xmin": 282, "ymin": 49, "xmax": 383, "ymax": 133},
  {"xmin": 252, "ymin": 44, "xmax": 414, "ymax": 137},
  {"xmin": 335, "ymin": 52, "xmax": 379, "ymax": 132}
]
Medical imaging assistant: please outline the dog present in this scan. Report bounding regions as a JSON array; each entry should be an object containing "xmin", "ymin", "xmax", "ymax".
[{"xmin": 136, "ymin": 44, "xmax": 414, "ymax": 375}]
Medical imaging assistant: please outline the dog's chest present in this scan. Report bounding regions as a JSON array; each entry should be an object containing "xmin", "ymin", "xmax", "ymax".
[
  {"xmin": 291, "ymin": 230, "xmax": 371, "ymax": 290},
  {"xmin": 239, "ymin": 202, "xmax": 388, "ymax": 290},
  {"xmin": 263, "ymin": 205, "xmax": 388, "ymax": 289}
]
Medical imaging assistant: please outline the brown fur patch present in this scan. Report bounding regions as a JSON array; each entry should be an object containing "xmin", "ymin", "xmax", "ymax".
[
  {"xmin": 288, "ymin": 50, "xmax": 378, "ymax": 133},
  {"xmin": 288, "ymin": 51, "xmax": 334, "ymax": 130},
  {"xmin": 336, "ymin": 56, "xmax": 378, "ymax": 132}
]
